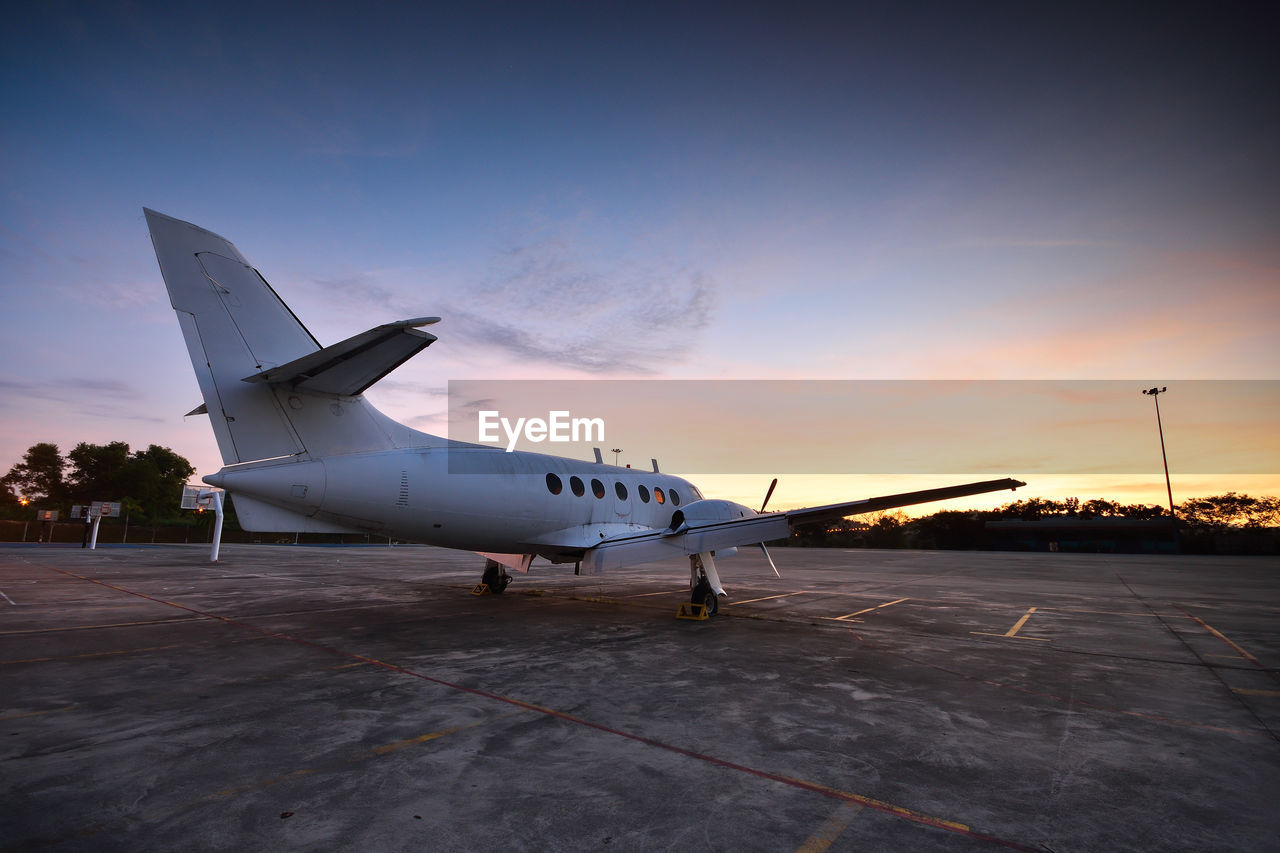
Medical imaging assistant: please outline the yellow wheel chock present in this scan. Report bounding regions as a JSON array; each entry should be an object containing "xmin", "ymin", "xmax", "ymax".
[
  {"xmin": 676, "ymin": 602, "xmax": 709, "ymax": 620},
  {"xmin": 471, "ymin": 583, "xmax": 491, "ymax": 596}
]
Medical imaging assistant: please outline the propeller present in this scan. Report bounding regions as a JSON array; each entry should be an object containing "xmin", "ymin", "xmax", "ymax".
[
  {"xmin": 760, "ymin": 477, "xmax": 778, "ymax": 513},
  {"xmin": 759, "ymin": 478, "xmax": 780, "ymax": 577}
]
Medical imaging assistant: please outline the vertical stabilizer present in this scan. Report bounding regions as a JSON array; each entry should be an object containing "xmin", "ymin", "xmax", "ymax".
[{"xmin": 147, "ymin": 208, "xmax": 317, "ymax": 463}]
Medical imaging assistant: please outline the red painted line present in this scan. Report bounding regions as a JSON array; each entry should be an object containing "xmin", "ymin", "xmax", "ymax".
[{"xmin": 45, "ymin": 566, "xmax": 1038, "ymax": 851}]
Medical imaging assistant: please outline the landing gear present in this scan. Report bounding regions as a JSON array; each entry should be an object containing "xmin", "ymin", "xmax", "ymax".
[
  {"xmin": 482, "ymin": 559, "xmax": 511, "ymax": 594},
  {"xmin": 691, "ymin": 574, "xmax": 718, "ymax": 616},
  {"xmin": 689, "ymin": 551, "xmax": 724, "ymax": 617}
]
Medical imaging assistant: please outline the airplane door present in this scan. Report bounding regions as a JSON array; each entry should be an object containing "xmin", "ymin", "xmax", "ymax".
[{"xmin": 611, "ymin": 478, "xmax": 632, "ymax": 520}]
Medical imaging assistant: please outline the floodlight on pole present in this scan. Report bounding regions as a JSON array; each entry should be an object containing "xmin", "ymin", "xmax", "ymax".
[
  {"xmin": 611, "ymin": 448, "xmax": 623, "ymax": 466},
  {"xmin": 1142, "ymin": 386, "xmax": 1178, "ymax": 549}
]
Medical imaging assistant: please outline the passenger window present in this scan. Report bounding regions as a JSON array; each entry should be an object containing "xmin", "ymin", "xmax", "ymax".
[
  {"xmin": 670, "ymin": 489, "xmax": 680, "ymax": 506},
  {"xmin": 638, "ymin": 485, "xmax": 650, "ymax": 503},
  {"xmin": 591, "ymin": 478, "xmax": 605, "ymax": 499},
  {"xmin": 654, "ymin": 487, "xmax": 665, "ymax": 505},
  {"xmin": 615, "ymin": 482, "xmax": 628, "ymax": 500},
  {"xmin": 546, "ymin": 473, "xmax": 563, "ymax": 495},
  {"xmin": 570, "ymin": 476, "xmax": 585, "ymax": 497}
]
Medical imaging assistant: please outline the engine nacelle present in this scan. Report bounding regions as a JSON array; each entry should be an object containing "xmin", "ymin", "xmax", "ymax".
[{"xmin": 668, "ymin": 498, "xmax": 757, "ymax": 532}]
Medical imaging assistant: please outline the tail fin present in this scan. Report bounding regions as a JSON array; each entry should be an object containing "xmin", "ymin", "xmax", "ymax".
[{"xmin": 145, "ymin": 209, "xmax": 433, "ymax": 465}]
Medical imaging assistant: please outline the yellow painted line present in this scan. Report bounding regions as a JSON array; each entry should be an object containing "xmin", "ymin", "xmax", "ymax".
[
  {"xmin": 0, "ymin": 705, "xmax": 76, "ymax": 721},
  {"xmin": 795, "ymin": 801, "xmax": 863, "ymax": 852},
  {"xmin": 1232, "ymin": 688, "xmax": 1280, "ymax": 697},
  {"xmin": 623, "ymin": 589, "xmax": 688, "ymax": 598},
  {"xmin": 733, "ymin": 591, "xmax": 808, "ymax": 605},
  {"xmin": 1005, "ymin": 607, "xmax": 1037, "ymax": 637},
  {"xmin": 1183, "ymin": 613, "xmax": 1263, "ymax": 666},
  {"xmin": 368, "ymin": 712, "xmax": 526, "ymax": 755},
  {"xmin": 833, "ymin": 597, "xmax": 909, "ymax": 622},
  {"xmin": 971, "ymin": 607, "xmax": 1050, "ymax": 641},
  {"xmin": 776, "ymin": 772, "xmax": 969, "ymax": 832},
  {"xmin": 327, "ymin": 661, "xmax": 370, "ymax": 670},
  {"xmin": 2, "ymin": 643, "xmax": 187, "ymax": 665}
]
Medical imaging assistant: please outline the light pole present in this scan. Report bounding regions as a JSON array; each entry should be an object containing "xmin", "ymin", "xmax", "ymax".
[
  {"xmin": 611, "ymin": 448, "xmax": 623, "ymax": 466},
  {"xmin": 1142, "ymin": 386, "xmax": 1178, "ymax": 550}
]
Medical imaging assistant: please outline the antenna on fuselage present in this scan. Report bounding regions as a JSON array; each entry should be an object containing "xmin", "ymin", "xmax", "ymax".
[
  {"xmin": 651, "ymin": 458, "xmax": 659, "ymax": 473},
  {"xmin": 593, "ymin": 447, "xmax": 603, "ymax": 464}
]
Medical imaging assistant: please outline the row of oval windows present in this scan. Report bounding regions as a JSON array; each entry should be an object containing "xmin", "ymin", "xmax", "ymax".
[{"xmin": 545, "ymin": 472, "xmax": 682, "ymax": 506}]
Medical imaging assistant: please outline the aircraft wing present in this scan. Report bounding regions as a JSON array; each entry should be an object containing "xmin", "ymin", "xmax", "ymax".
[{"xmin": 579, "ymin": 477, "xmax": 1025, "ymax": 572}]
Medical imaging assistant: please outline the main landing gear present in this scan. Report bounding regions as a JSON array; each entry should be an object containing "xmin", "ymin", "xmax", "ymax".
[
  {"xmin": 481, "ymin": 559, "xmax": 511, "ymax": 594},
  {"xmin": 689, "ymin": 551, "xmax": 725, "ymax": 617}
]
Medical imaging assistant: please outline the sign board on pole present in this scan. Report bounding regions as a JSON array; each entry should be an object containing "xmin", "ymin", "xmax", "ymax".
[
  {"xmin": 38, "ymin": 510, "xmax": 59, "ymax": 521},
  {"xmin": 181, "ymin": 484, "xmax": 219, "ymax": 511}
]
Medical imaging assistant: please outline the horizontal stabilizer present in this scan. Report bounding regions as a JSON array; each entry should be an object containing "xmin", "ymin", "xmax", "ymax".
[{"xmin": 243, "ymin": 317, "xmax": 440, "ymax": 397}]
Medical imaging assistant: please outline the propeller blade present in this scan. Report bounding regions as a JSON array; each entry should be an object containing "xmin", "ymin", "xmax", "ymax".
[
  {"xmin": 760, "ymin": 477, "xmax": 778, "ymax": 513},
  {"xmin": 758, "ymin": 543, "xmax": 781, "ymax": 578}
]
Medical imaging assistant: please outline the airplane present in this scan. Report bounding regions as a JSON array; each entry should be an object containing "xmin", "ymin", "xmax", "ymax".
[{"xmin": 145, "ymin": 208, "xmax": 1024, "ymax": 615}]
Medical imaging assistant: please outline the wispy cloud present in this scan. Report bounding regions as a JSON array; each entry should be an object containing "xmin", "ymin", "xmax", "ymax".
[
  {"xmin": 0, "ymin": 378, "xmax": 163, "ymax": 423},
  {"xmin": 0, "ymin": 377, "xmax": 143, "ymax": 402},
  {"xmin": 309, "ymin": 273, "xmax": 412, "ymax": 315},
  {"xmin": 444, "ymin": 235, "xmax": 716, "ymax": 373}
]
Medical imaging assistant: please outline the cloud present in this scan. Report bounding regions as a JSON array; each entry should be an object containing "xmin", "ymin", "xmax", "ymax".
[
  {"xmin": 309, "ymin": 273, "xmax": 411, "ymax": 315},
  {"xmin": 0, "ymin": 377, "xmax": 143, "ymax": 403},
  {"xmin": 0, "ymin": 378, "xmax": 163, "ymax": 424},
  {"xmin": 443, "ymin": 235, "xmax": 716, "ymax": 373}
]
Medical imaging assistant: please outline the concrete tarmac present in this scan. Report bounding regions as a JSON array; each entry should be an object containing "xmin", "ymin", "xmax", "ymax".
[{"xmin": 2, "ymin": 543, "xmax": 1278, "ymax": 851}]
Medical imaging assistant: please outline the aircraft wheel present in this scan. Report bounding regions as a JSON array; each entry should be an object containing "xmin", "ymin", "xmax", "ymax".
[
  {"xmin": 692, "ymin": 577, "xmax": 717, "ymax": 616},
  {"xmin": 482, "ymin": 561, "xmax": 511, "ymax": 594}
]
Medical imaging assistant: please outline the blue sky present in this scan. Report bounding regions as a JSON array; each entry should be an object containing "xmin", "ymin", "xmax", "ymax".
[{"xmin": 2, "ymin": 2, "xmax": 1277, "ymax": 508}]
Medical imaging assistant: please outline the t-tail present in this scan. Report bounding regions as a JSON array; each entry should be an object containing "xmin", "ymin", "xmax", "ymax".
[{"xmin": 145, "ymin": 208, "xmax": 438, "ymax": 467}]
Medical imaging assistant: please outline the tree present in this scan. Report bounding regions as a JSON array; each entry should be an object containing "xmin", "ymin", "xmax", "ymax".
[
  {"xmin": 1, "ymin": 443, "xmax": 66, "ymax": 505},
  {"xmin": 1178, "ymin": 493, "xmax": 1280, "ymax": 532},
  {"xmin": 67, "ymin": 441, "xmax": 132, "ymax": 503},
  {"xmin": 127, "ymin": 444, "xmax": 195, "ymax": 521},
  {"xmin": 51, "ymin": 441, "xmax": 195, "ymax": 523}
]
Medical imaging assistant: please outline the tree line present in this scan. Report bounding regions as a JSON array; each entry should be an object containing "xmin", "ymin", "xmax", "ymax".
[
  {"xmin": 1, "ymin": 441, "xmax": 195, "ymax": 525},
  {"xmin": 5, "ymin": 439, "xmax": 1276, "ymax": 548},
  {"xmin": 787, "ymin": 493, "xmax": 1280, "ymax": 550}
]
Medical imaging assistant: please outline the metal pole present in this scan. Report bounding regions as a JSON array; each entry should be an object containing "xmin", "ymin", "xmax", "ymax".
[
  {"xmin": 210, "ymin": 491, "xmax": 224, "ymax": 562},
  {"xmin": 90, "ymin": 515, "xmax": 102, "ymax": 550},
  {"xmin": 1143, "ymin": 387, "xmax": 1178, "ymax": 551}
]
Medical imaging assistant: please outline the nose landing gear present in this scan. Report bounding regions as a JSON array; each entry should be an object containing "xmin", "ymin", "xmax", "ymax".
[
  {"xmin": 481, "ymin": 558, "xmax": 511, "ymax": 594},
  {"xmin": 689, "ymin": 551, "xmax": 725, "ymax": 617}
]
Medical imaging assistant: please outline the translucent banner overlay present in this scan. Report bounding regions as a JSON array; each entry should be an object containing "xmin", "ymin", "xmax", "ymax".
[{"xmin": 446, "ymin": 380, "xmax": 1279, "ymax": 475}]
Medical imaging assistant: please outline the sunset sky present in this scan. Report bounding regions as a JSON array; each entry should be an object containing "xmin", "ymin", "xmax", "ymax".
[{"xmin": 2, "ymin": 2, "xmax": 1277, "ymax": 512}]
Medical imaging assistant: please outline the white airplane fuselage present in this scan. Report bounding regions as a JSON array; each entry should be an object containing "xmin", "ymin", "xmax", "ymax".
[{"xmin": 206, "ymin": 444, "xmax": 709, "ymax": 561}]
